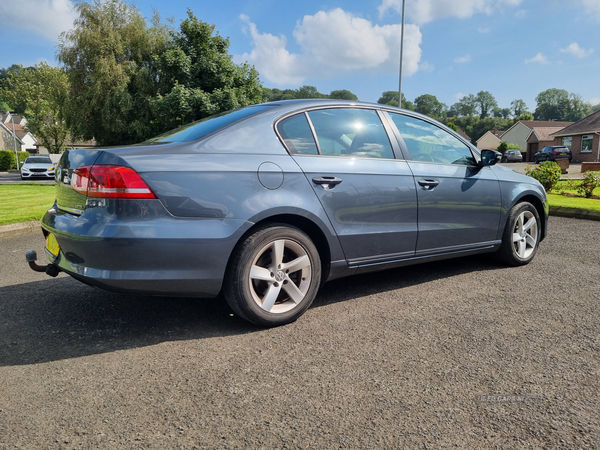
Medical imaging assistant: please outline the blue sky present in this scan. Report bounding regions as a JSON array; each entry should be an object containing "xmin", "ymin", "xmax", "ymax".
[{"xmin": 2, "ymin": 0, "xmax": 600, "ymax": 112}]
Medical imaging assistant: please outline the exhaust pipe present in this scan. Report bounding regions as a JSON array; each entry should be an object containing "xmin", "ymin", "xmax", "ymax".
[{"xmin": 26, "ymin": 250, "xmax": 60, "ymax": 277}]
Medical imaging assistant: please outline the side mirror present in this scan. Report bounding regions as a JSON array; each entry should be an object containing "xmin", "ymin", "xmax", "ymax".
[{"xmin": 479, "ymin": 149, "xmax": 502, "ymax": 167}]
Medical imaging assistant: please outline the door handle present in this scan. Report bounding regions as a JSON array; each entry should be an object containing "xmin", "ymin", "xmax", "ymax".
[
  {"xmin": 312, "ymin": 176, "xmax": 343, "ymax": 190},
  {"xmin": 417, "ymin": 179, "xmax": 440, "ymax": 190}
]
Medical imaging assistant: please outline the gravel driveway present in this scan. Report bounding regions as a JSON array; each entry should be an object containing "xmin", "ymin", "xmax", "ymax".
[{"xmin": 1, "ymin": 216, "xmax": 599, "ymax": 449}]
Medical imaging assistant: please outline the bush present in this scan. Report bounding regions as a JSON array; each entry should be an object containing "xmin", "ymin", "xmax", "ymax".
[
  {"xmin": 507, "ymin": 143, "xmax": 523, "ymax": 152},
  {"xmin": 497, "ymin": 141, "xmax": 508, "ymax": 154},
  {"xmin": 524, "ymin": 161, "xmax": 561, "ymax": 192},
  {"xmin": 0, "ymin": 150, "xmax": 29, "ymax": 170},
  {"xmin": 0, "ymin": 150, "xmax": 14, "ymax": 171},
  {"xmin": 577, "ymin": 171, "xmax": 600, "ymax": 198}
]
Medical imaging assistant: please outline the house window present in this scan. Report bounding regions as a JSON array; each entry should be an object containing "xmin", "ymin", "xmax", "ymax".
[
  {"xmin": 581, "ymin": 135, "xmax": 593, "ymax": 153},
  {"xmin": 562, "ymin": 136, "xmax": 572, "ymax": 150}
]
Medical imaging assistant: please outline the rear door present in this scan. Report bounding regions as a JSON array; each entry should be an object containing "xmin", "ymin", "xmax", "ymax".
[{"xmin": 277, "ymin": 107, "xmax": 418, "ymax": 266}]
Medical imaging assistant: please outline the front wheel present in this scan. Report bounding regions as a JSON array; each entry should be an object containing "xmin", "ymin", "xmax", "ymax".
[
  {"xmin": 223, "ymin": 224, "xmax": 321, "ymax": 327},
  {"xmin": 496, "ymin": 202, "xmax": 541, "ymax": 266}
]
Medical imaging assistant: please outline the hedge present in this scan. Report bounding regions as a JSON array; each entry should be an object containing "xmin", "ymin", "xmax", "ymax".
[{"xmin": 0, "ymin": 150, "xmax": 30, "ymax": 171}]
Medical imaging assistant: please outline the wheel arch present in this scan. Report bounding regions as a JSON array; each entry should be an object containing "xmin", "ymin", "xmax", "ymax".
[
  {"xmin": 508, "ymin": 194, "xmax": 548, "ymax": 241},
  {"xmin": 226, "ymin": 213, "xmax": 335, "ymax": 286}
]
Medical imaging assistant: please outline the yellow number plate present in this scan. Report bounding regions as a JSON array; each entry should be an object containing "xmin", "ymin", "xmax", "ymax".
[{"xmin": 45, "ymin": 234, "xmax": 60, "ymax": 258}]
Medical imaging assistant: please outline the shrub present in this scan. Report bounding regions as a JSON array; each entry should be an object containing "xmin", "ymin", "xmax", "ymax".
[
  {"xmin": 577, "ymin": 171, "xmax": 600, "ymax": 198},
  {"xmin": 0, "ymin": 150, "xmax": 14, "ymax": 171},
  {"xmin": 507, "ymin": 143, "xmax": 523, "ymax": 152},
  {"xmin": 497, "ymin": 141, "xmax": 508, "ymax": 154},
  {"xmin": 0, "ymin": 150, "xmax": 30, "ymax": 170},
  {"xmin": 524, "ymin": 161, "xmax": 561, "ymax": 192}
]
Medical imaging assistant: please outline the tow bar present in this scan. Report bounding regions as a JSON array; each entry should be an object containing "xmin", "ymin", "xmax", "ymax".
[{"xmin": 25, "ymin": 249, "xmax": 60, "ymax": 277}]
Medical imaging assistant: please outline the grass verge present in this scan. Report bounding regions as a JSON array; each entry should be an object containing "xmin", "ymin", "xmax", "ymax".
[
  {"xmin": 547, "ymin": 194, "xmax": 600, "ymax": 211},
  {"xmin": 0, "ymin": 184, "xmax": 56, "ymax": 226}
]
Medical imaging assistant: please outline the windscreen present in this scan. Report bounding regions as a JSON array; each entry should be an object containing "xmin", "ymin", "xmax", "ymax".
[
  {"xmin": 145, "ymin": 105, "xmax": 275, "ymax": 143},
  {"xmin": 26, "ymin": 157, "xmax": 52, "ymax": 164}
]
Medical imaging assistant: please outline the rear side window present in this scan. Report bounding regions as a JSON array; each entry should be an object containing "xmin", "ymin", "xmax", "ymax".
[
  {"xmin": 389, "ymin": 113, "xmax": 475, "ymax": 166},
  {"xmin": 277, "ymin": 113, "xmax": 318, "ymax": 155},
  {"xmin": 146, "ymin": 105, "xmax": 275, "ymax": 143},
  {"xmin": 307, "ymin": 108, "xmax": 394, "ymax": 159}
]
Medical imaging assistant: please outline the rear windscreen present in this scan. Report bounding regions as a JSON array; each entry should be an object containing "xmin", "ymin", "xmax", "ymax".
[{"xmin": 144, "ymin": 105, "xmax": 275, "ymax": 143}]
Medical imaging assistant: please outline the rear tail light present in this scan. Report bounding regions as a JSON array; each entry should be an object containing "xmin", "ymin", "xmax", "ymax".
[{"xmin": 72, "ymin": 165, "xmax": 157, "ymax": 199}]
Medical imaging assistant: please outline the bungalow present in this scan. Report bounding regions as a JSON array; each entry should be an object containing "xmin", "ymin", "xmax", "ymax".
[
  {"xmin": 525, "ymin": 127, "xmax": 567, "ymax": 162},
  {"xmin": 550, "ymin": 109, "xmax": 600, "ymax": 163},
  {"xmin": 0, "ymin": 122, "xmax": 24, "ymax": 151},
  {"xmin": 500, "ymin": 120, "xmax": 573, "ymax": 161},
  {"xmin": 476, "ymin": 129, "xmax": 504, "ymax": 149},
  {"xmin": 2, "ymin": 122, "xmax": 38, "ymax": 152}
]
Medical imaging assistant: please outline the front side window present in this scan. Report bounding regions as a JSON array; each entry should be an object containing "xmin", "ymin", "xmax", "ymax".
[
  {"xmin": 562, "ymin": 137, "xmax": 572, "ymax": 150},
  {"xmin": 306, "ymin": 108, "xmax": 394, "ymax": 159},
  {"xmin": 582, "ymin": 135, "xmax": 593, "ymax": 152},
  {"xmin": 389, "ymin": 113, "xmax": 476, "ymax": 165}
]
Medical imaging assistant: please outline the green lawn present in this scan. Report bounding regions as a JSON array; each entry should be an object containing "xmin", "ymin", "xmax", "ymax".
[
  {"xmin": 0, "ymin": 184, "xmax": 56, "ymax": 226},
  {"xmin": 0, "ymin": 181, "xmax": 599, "ymax": 227},
  {"xmin": 547, "ymin": 193, "xmax": 600, "ymax": 211}
]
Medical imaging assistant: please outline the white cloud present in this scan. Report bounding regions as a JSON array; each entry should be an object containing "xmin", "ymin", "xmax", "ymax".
[
  {"xmin": 419, "ymin": 61, "xmax": 435, "ymax": 72},
  {"xmin": 455, "ymin": 92, "xmax": 465, "ymax": 101},
  {"xmin": 580, "ymin": 0, "xmax": 600, "ymax": 20},
  {"xmin": 378, "ymin": 0, "xmax": 523, "ymax": 25},
  {"xmin": 0, "ymin": 0, "xmax": 76, "ymax": 41},
  {"xmin": 238, "ymin": 9, "xmax": 423, "ymax": 86},
  {"xmin": 454, "ymin": 54, "xmax": 471, "ymax": 63},
  {"xmin": 525, "ymin": 53, "xmax": 549, "ymax": 64},
  {"xmin": 560, "ymin": 42, "xmax": 594, "ymax": 58}
]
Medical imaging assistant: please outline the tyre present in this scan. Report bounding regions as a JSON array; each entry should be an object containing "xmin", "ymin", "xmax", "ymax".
[
  {"xmin": 223, "ymin": 224, "xmax": 321, "ymax": 327},
  {"xmin": 496, "ymin": 202, "xmax": 541, "ymax": 266}
]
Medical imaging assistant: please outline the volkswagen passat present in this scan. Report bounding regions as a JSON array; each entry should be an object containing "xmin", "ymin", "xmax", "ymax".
[{"xmin": 29, "ymin": 100, "xmax": 548, "ymax": 326}]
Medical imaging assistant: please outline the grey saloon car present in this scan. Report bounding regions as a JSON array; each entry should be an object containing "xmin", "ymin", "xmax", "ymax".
[{"xmin": 29, "ymin": 100, "xmax": 548, "ymax": 326}]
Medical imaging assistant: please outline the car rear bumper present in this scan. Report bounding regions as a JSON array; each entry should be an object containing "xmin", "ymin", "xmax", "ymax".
[{"xmin": 40, "ymin": 200, "xmax": 253, "ymax": 297}]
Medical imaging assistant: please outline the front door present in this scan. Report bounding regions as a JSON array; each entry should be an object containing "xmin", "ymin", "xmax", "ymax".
[{"xmin": 277, "ymin": 107, "xmax": 418, "ymax": 265}]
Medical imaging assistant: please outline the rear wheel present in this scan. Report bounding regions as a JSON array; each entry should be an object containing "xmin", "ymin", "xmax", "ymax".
[
  {"xmin": 224, "ymin": 224, "xmax": 321, "ymax": 327},
  {"xmin": 496, "ymin": 202, "xmax": 540, "ymax": 266}
]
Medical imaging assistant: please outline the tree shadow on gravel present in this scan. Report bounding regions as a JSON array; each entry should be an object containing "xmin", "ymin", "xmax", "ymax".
[{"xmin": 0, "ymin": 254, "xmax": 506, "ymax": 366}]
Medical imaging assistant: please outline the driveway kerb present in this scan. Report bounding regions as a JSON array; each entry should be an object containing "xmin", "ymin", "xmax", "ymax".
[{"xmin": 0, "ymin": 220, "xmax": 43, "ymax": 240}]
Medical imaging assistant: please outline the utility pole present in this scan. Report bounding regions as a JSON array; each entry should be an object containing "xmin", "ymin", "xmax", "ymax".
[
  {"xmin": 10, "ymin": 112, "xmax": 19, "ymax": 171},
  {"xmin": 398, "ymin": 0, "xmax": 406, "ymax": 109}
]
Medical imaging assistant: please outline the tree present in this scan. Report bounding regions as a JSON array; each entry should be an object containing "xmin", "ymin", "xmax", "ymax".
[
  {"xmin": 2, "ymin": 63, "xmax": 70, "ymax": 153},
  {"xmin": 59, "ymin": 1, "xmax": 262, "ymax": 146},
  {"xmin": 564, "ymin": 93, "xmax": 592, "ymax": 122},
  {"xmin": 475, "ymin": 91, "xmax": 498, "ymax": 119},
  {"xmin": 414, "ymin": 94, "xmax": 446, "ymax": 118},
  {"xmin": 493, "ymin": 107, "xmax": 511, "ymax": 119},
  {"xmin": 329, "ymin": 89, "xmax": 358, "ymax": 100},
  {"xmin": 455, "ymin": 94, "xmax": 477, "ymax": 117},
  {"xmin": 518, "ymin": 112, "xmax": 534, "ymax": 121},
  {"xmin": 534, "ymin": 88, "xmax": 569, "ymax": 121},
  {"xmin": 377, "ymin": 91, "xmax": 414, "ymax": 110},
  {"xmin": 153, "ymin": 10, "xmax": 262, "ymax": 132},
  {"xmin": 510, "ymin": 99, "xmax": 528, "ymax": 118},
  {"xmin": 534, "ymin": 88, "xmax": 593, "ymax": 121}
]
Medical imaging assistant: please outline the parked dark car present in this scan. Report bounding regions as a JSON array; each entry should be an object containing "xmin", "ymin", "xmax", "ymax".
[
  {"xmin": 501, "ymin": 149, "xmax": 523, "ymax": 163},
  {"xmin": 20, "ymin": 155, "xmax": 55, "ymax": 180},
  {"xmin": 28, "ymin": 100, "xmax": 548, "ymax": 327},
  {"xmin": 534, "ymin": 146, "xmax": 572, "ymax": 163}
]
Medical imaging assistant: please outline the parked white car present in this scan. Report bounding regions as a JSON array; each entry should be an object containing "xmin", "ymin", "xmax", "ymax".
[{"xmin": 20, "ymin": 156, "xmax": 55, "ymax": 180}]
